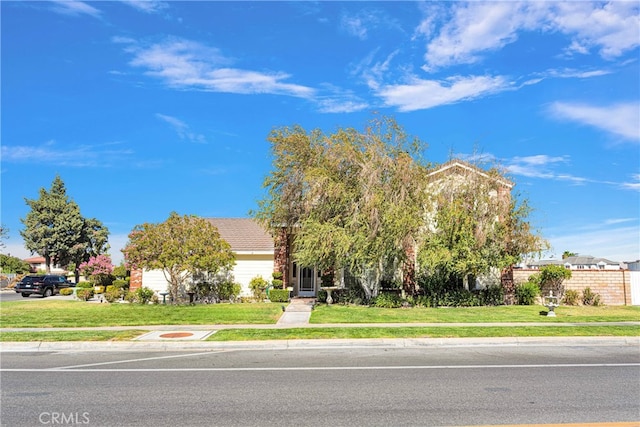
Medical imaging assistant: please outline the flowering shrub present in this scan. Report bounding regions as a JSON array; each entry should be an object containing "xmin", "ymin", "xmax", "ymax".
[{"xmin": 79, "ymin": 255, "xmax": 114, "ymax": 286}]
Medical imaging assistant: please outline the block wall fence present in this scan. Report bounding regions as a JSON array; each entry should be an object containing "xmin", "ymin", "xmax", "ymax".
[{"xmin": 512, "ymin": 268, "xmax": 632, "ymax": 305}]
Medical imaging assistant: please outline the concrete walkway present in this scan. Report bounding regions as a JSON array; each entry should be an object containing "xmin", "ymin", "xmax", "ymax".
[{"xmin": 276, "ymin": 298, "xmax": 315, "ymax": 326}]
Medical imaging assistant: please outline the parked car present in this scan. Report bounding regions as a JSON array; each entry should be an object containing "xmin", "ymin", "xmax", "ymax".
[{"xmin": 14, "ymin": 275, "xmax": 74, "ymax": 298}]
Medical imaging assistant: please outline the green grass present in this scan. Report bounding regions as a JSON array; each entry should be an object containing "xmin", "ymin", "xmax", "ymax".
[
  {"xmin": 0, "ymin": 326, "xmax": 636, "ymax": 342},
  {"xmin": 0, "ymin": 330, "xmax": 146, "ymax": 342},
  {"xmin": 0, "ymin": 300, "xmax": 283, "ymax": 327},
  {"xmin": 309, "ymin": 304, "xmax": 640, "ymax": 324},
  {"xmin": 209, "ymin": 326, "xmax": 639, "ymax": 341}
]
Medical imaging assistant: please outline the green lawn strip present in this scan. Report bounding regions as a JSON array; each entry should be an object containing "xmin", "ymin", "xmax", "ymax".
[
  {"xmin": 0, "ymin": 300, "xmax": 282, "ymax": 327},
  {"xmin": 310, "ymin": 304, "xmax": 640, "ymax": 324},
  {"xmin": 0, "ymin": 330, "xmax": 146, "ymax": 342},
  {"xmin": 209, "ymin": 325, "xmax": 639, "ymax": 341}
]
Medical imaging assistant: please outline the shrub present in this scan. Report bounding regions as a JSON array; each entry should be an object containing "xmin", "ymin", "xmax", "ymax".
[
  {"xmin": 477, "ymin": 285, "xmax": 504, "ymax": 306},
  {"xmin": 269, "ymin": 289, "xmax": 290, "ymax": 303},
  {"xmin": 217, "ymin": 280, "xmax": 241, "ymax": 301},
  {"xmin": 515, "ymin": 281, "xmax": 540, "ymax": 305},
  {"xmin": 123, "ymin": 287, "xmax": 155, "ymax": 304},
  {"xmin": 249, "ymin": 276, "xmax": 269, "ymax": 300},
  {"xmin": 112, "ymin": 279, "xmax": 129, "ymax": 291},
  {"xmin": 372, "ymin": 292, "xmax": 404, "ymax": 308},
  {"xmin": 136, "ymin": 287, "xmax": 155, "ymax": 304},
  {"xmin": 103, "ymin": 285, "xmax": 122, "ymax": 303},
  {"xmin": 59, "ymin": 288, "xmax": 74, "ymax": 296},
  {"xmin": 582, "ymin": 287, "xmax": 602, "ymax": 306},
  {"xmin": 271, "ymin": 271, "xmax": 284, "ymax": 289},
  {"xmin": 317, "ymin": 289, "xmax": 327, "ymax": 303},
  {"xmin": 94, "ymin": 286, "xmax": 105, "ymax": 294},
  {"xmin": 563, "ymin": 289, "xmax": 580, "ymax": 305},
  {"xmin": 76, "ymin": 282, "xmax": 93, "ymax": 289},
  {"xmin": 76, "ymin": 288, "xmax": 94, "ymax": 301}
]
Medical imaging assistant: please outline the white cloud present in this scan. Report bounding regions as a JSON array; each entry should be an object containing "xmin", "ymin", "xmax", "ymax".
[
  {"xmin": 552, "ymin": 1, "xmax": 640, "ymax": 59},
  {"xmin": 378, "ymin": 74, "xmax": 510, "ymax": 111},
  {"xmin": 119, "ymin": 0, "xmax": 167, "ymax": 14},
  {"xmin": 546, "ymin": 225, "xmax": 640, "ymax": 262},
  {"xmin": 122, "ymin": 38, "xmax": 315, "ymax": 98},
  {"xmin": 418, "ymin": 2, "xmax": 639, "ymax": 71},
  {"xmin": 49, "ymin": 0, "xmax": 102, "ymax": 18},
  {"xmin": 1, "ymin": 141, "xmax": 133, "ymax": 167},
  {"xmin": 156, "ymin": 114, "xmax": 206, "ymax": 144},
  {"xmin": 621, "ymin": 174, "xmax": 640, "ymax": 191},
  {"xmin": 420, "ymin": 2, "xmax": 544, "ymax": 71},
  {"xmin": 549, "ymin": 101, "xmax": 640, "ymax": 141}
]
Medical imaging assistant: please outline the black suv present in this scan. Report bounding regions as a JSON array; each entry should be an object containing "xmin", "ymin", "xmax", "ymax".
[{"xmin": 15, "ymin": 275, "xmax": 74, "ymax": 298}]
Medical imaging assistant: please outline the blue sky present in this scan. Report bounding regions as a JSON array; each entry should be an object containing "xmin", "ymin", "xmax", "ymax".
[{"xmin": 2, "ymin": 1, "xmax": 639, "ymax": 266}]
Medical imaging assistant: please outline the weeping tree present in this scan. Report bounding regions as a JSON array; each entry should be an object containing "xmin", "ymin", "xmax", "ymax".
[
  {"xmin": 255, "ymin": 116, "xmax": 429, "ymax": 300},
  {"xmin": 418, "ymin": 161, "xmax": 547, "ymax": 300},
  {"xmin": 122, "ymin": 212, "xmax": 235, "ymax": 302}
]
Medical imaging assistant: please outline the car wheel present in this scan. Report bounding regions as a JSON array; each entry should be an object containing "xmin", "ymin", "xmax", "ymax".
[
  {"xmin": 43, "ymin": 288, "xmax": 53, "ymax": 297},
  {"xmin": 21, "ymin": 293, "xmax": 30, "ymax": 298}
]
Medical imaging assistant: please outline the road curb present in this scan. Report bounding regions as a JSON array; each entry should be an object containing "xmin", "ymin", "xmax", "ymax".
[{"xmin": 1, "ymin": 336, "xmax": 638, "ymax": 352}]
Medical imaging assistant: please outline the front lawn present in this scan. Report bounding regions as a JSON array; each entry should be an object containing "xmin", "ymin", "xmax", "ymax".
[
  {"xmin": 309, "ymin": 304, "xmax": 640, "ymax": 324},
  {"xmin": 0, "ymin": 300, "xmax": 283, "ymax": 328}
]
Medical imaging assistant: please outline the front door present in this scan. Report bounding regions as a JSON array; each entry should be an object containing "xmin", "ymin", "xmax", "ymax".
[{"xmin": 298, "ymin": 266, "xmax": 316, "ymax": 297}]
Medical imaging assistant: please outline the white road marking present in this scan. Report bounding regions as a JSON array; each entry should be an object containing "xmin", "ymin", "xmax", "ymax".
[{"xmin": 1, "ymin": 363, "xmax": 638, "ymax": 372}]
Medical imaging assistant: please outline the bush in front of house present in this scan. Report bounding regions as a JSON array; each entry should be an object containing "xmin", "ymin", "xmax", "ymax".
[
  {"xmin": 269, "ymin": 289, "xmax": 290, "ymax": 303},
  {"xmin": 372, "ymin": 292, "xmax": 404, "ymax": 308},
  {"xmin": 515, "ymin": 281, "xmax": 540, "ymax": 305},
  {"xmin": 271, "ymin": 271, "xmax": 284, "ymax": 290},
  {"xmin": 249, "ymin": 276, "xmax": 269, "ymax": 300},
  {"xmin": 76, "ymin": 281, "xmax": 93, "ymax": 289},
  {"xmin": 76, "ymin": 288, "xmax": 94, "ymax": 301},
  {"xmin": 112, "ymin": 279, "xmax": 129, "ymax": 292},
  {"xmin": 124, "ymin": 287, "xmax": 155, "ymax": 304},
  {"xmin": 582, "ymin": 287, "xmax": 602, "ymax": 306},
  {"xmin": 59, "ymin": 288, "xmax": 74, "ymax": 296},
  {"xmin": 562, "ymin": 289, "xmax": 580, "ymax": 305},
  {"xmin": 103, "ymin": 285, "xmax": 123, "ymax": 303},
  {"xmin": 217, "ymin": 280, "xmax": 241, "ymax": 301}
]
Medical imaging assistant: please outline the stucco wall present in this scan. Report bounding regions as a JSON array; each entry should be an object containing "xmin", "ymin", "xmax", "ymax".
[
  {"xmin": 513, "ymin": 268, "xmax": 632, "ymax": 305},
  {"xmin": 233, "ymin": 253, "xmax": 274, "ymax": 296},
  {"xmin": 138, "ymin": 252, "xmax": 274, "ymax": 298}
]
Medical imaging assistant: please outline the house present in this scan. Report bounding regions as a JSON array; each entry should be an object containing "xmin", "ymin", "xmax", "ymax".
[
  {"xmin": 523, "ymin": 255, "xmax": 623, "ymax": 270},
  {"xmin": 23, "ymin": 256, "xmax": 66, "ymax": 274},
  {"xmin": 137, "ymin": 160, "xmax": 516, "ymax": 298},
  {"xmin": 138, "ymin": 218, "xmax": 274, "ymax": 296}
]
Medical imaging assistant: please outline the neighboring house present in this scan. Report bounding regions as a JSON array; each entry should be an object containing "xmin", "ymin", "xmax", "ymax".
[
  {"xmin": 140, "ymin": 218, "xmax": 274, "ymax": 297},
  {"xmin": 23, "ymin": 256, "xmax": 66, "ymax": 274},
  {"xmin": 523, "ymin": 255, "xmax": 623, "ymax": 270}
]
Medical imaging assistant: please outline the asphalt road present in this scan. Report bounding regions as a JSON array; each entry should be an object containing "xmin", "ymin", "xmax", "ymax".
[{"xmin": 2, "ymin": 343, "xmax": 639, "ymax": 426}]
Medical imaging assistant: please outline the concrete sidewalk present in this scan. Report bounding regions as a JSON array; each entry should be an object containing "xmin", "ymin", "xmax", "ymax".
[{"xmin": 2, "ymin": 336, "xmax": 638, "ymax": 352}]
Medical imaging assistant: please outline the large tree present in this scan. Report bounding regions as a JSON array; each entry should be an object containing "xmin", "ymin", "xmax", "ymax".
[
  {"xmin": 255, "ymin": 116, "xmax": 429, "ymax": 299},
  {"xmin": 0, "ymin": 254, "xmax": 31, "ymax": 274},
  {"xmin": 20, "ymin": 176, "xmax": 110, "ymax": 277},
  {"xmin": 122, "ymin": 212, "xmax": 235, "ymax": 302},
  {"xmin": 20, "ymin": 176, "xmax": 85, "ymax": 273},
  {"xmin": 66, "ymin": 217, "xmax": 110, "ymax": 283},
  {"xmin": 418, "ymin": 161, "xmax": 547, "ymax": 293}
]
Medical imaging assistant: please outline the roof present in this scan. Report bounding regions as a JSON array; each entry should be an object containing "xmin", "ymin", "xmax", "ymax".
[
  {"xmin": 206, "ymin": 218, "xmax": 274, "ymax": 253},
  {"xmin": 528, "ymin": 255, "xmax": 620, "ymax": 266},
  {"xmin": 427, "ymin": 160, "xmax": 514, "ymax": 188},
  {"xmin": 24, "ymin": 256, "xmax": 45, "ymax": 264}
]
